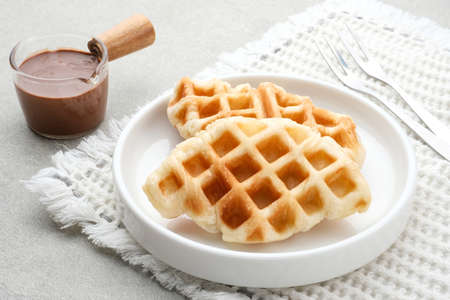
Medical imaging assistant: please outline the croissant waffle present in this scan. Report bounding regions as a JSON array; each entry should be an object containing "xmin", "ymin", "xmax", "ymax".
[
  {"xmin": 143, "ymin": 117, "xmax": 371, "ymax": 243},
  {"xmin": 167, "ymin": 77, "xmax": 365, "ymax": 166}
]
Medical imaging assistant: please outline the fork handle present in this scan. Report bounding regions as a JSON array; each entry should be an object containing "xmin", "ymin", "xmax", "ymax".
[
  {"xmin": 386, "ymin": 79, "xmax": 450, "ymax": 140},
  {"xmin": 363, "ymin": 89, "xmax": 450, "ymax": 161},
  {"xmin": 394, "ymin": 107, "xmax": 450, "ymax": 161}
]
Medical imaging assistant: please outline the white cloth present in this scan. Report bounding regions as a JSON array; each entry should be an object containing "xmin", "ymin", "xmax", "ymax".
[{"xmin": 25, "ymin": 0, "xmax": 450, "ymax": 299}]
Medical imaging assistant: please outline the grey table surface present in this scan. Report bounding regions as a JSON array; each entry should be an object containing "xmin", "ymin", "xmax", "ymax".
[{"xmin": 0, "ymin": 1, "xmax": 448, "ymax": 299}]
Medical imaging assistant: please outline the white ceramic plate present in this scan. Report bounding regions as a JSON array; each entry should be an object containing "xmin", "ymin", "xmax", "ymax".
[{"xmin": 113, "ymin": 74, "xmax": 416, "ymax": 288}]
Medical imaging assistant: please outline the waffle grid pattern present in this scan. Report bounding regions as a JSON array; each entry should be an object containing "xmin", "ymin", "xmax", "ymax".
[
  {"xmin": 168, "ymin": 78, "xmax": 365, "ymax": 166},
  {"xmin": 144, "ymin": 118, "xmax": 369, "ymax": 243}
]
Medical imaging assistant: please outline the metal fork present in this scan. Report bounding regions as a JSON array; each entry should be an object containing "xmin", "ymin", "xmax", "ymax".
[
  {"xmin": 314, "ymin": 37, "xmax": 450, "ymax": 161},
  {"xmin": 337, "ymin": 24, "xmax": 450, "ymax": 140}
]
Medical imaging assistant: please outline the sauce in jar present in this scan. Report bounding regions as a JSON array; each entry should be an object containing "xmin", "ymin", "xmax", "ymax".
[{"xmin": 15, "ymin": 49, "xmax": 108, "ymax": 138}]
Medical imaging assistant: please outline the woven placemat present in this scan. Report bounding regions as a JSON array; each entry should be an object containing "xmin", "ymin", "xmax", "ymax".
[{"xmin": 25, "ymin": 0, "xmax": 450, "ymax": 299}]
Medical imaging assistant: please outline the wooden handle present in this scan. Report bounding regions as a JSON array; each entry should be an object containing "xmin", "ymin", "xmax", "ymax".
[{"xmin": 88, "ymin": 14, "xmax": 155, "ymax": 61}]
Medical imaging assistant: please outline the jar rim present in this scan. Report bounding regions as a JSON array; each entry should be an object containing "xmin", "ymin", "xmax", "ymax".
[{"xmin": 9, "ymin": 33, "xmax": 108, "ymax": 82}]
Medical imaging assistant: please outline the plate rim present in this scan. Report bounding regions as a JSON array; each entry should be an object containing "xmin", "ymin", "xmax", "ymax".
[{"xmin": 113, "ymin": 73, "xmax": 417, "ymax": 260}]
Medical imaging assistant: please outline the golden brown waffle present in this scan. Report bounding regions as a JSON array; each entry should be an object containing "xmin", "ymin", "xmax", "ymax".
[
  {"xmin": 167, "ymin": 77, "xmax": 365, "ymax": 166},
  {"xmin": 143, "ymin": 117, "xmax": 371, "ymax": 243}
]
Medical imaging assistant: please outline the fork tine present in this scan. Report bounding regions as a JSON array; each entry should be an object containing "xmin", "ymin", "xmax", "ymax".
[
  {"xmin": 313, "ymin": 38, "xmax": 347, "ymax": 78},
  {"xmin": 344, "ymin": 23, "xmax": 370, "ymax": 60},
  {"xmin": 336, "ymin": 28, "xmax": 366, "ymax": 66},
  {"xmin": 324, "ymin": 38, "xmax": 352, "ymax": 73}
]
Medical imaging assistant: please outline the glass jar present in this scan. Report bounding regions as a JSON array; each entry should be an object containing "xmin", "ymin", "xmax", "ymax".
[{"xmin": 9, "ymin": 34, "xmax": 109, "ymax": 139}]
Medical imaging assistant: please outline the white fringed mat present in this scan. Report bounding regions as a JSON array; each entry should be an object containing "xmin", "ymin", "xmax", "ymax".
[{"xmin": 25, "ymin": 0, "xmax": 450, "ymax": 299}]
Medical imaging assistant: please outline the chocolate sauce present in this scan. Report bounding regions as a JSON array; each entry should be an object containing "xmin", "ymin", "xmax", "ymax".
[{"xmin": 15, "ymin": 49, "xmax": 108, "ymax": 138}]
